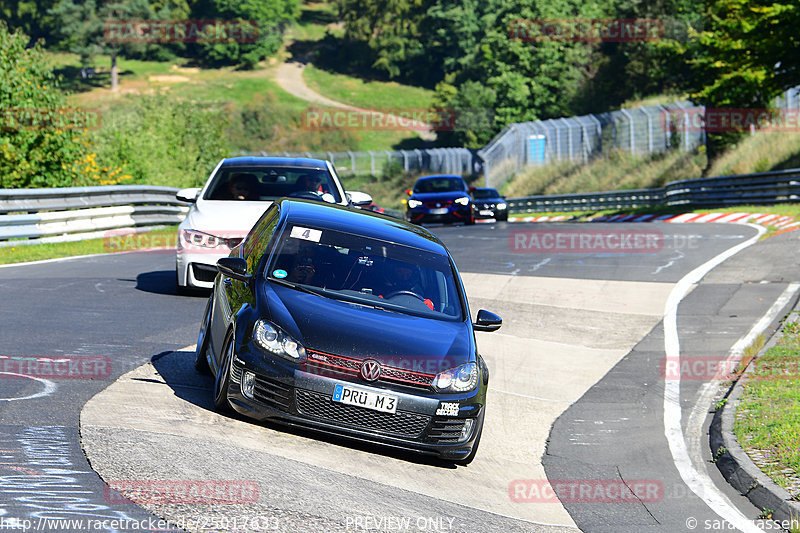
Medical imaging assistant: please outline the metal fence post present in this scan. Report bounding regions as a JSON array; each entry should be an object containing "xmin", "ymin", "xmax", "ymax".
[{"xmin": 619, "ymin": 109, "xmax": 634, "ymax": 155}]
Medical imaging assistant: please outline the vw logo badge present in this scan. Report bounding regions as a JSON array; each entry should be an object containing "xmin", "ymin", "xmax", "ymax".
[{"xmin": 360, "ymin": 359, "xmax": 381, "ymax": 382}]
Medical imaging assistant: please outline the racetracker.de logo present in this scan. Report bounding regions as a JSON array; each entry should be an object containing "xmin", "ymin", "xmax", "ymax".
[
  {"xmin": 509, "ymin": 18, "xmax": 664, "ymax": 42},
  {"xmin": 509, "ymin": 479, "xmax": 663, "ymax": 503},
  {"xmin": 0, "ymin": 355, "xmax": 111, "ymax": 380},
  {"xmin": 0, "ymin": 107, "xmax": 102, "ymax": 131},
  {"xmin": 302, "ymin": 107, "xmax": 456, "ymax": 132},
  {"xmin": 510, "ymin": 229, "xmax": 663, "ymax": 253},
  {"xmin": 104, "ymin": 480, "xmax": 259, "ymax": 505},
  {"xmin": 661, "ymin": 108, "xmax": 800, "ymax": 133},
  {"xmin": 104, "ymin": 19, "xmax": 259, "ymax": 44}
]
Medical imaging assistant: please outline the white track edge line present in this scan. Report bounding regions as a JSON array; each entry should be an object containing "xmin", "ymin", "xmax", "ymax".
[{"xmin": 663, "ymin": 223, "xmax": 766, "ymax": 533}]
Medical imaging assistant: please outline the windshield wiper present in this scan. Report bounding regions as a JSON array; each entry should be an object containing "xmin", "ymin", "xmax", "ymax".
[{"xmin": 269, "ymin": 277, "xmax": 328, "ymax": 297}]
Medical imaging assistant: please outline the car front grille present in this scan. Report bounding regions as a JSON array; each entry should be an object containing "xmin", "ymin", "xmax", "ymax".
[
  {"xmin": 424, "ymin": 200, "xmax": 453, "ymax": 208},
  {"xmin": 295, "ymin": 389, "xmax": 430, "ymax": 439},
  {"xmin": 426, "ymin": 418, "xmax": 467, "ymax": 444},
  {"xmin": 252, "ymin": 373, "xmax": 292, "ymax": 411},
  {"xmin": 230, "ymin": 363, "xmax": 243, "ymax": 384},
  {"xmin": 305, "ymin": 350, "xmax": 435, "ymax": 390}
]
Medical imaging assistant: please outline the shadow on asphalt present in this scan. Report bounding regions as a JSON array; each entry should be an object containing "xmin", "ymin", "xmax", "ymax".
[
  {"xmin": 150, "ymin": 350, "xmax": 458, "ymax": 469},
  {"xmin": 134, "ymin": 270, "xmax": 208, "ymax": 297}
]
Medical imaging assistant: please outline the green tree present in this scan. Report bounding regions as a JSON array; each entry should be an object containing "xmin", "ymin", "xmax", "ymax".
[
  {"xmin": 686, "ymin": 0, "xmax": 800, "ymax": 158},
  {"xmin": 0, "ymin": 22, "xmax": 105, "ymax": 188},
  {"xmin": 432, "ymin": 0, "xmax": 601, "ymax": 147},
  {"xmin": 190, "ymin": 0, "xmax": 299, "ymax": 68},
  {"xmin": 0, "ymin": 0, "xmax": 59, "ymax": 43},
  {"xmin": 49, "ymin": 0, "xmax": 154, "ymax": 90}
]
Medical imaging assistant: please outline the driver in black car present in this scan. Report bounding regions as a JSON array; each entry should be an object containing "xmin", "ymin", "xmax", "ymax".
[{"xmin": 378, "ymin": 260, "xmax": 435, "ymax": 310}]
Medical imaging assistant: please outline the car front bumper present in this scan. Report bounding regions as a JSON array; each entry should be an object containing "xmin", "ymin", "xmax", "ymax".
[
  {"xmin": 407, "ymin": 205, "xmax": 472, "ymax": 225},
  {"xmin": 226, "ymin": 344, "xmax": 484, "ymax": 461},
  {"xmin": 176, "ymin": 251, "xmax": 228, "ymax": 289}
]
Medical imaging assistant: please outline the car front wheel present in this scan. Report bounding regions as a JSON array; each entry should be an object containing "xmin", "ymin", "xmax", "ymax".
[
  {"xmin": 213, "ymin": 331, "xmax": 234, "ymax": 412},
  {"xmin": 194, "ymin": 297, "xmax": 213, "ymax": 375}
]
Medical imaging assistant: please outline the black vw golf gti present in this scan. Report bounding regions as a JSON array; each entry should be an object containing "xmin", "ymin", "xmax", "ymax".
[{"xmin": 195, "ymin": 199, "xmax": 501, "ymax": 464}]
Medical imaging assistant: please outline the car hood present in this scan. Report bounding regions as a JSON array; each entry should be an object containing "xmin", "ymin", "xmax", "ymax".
[
  {"xmin": 181, "ymin": 199, "xmax": 272, "ymax": 235},
  {"xmin": 265, "ymin": 283, "xmax": 473, "ymax": 372},
  {"xmin": 410, "ymin": 191, "xmax": 469, "ymax": 203}
]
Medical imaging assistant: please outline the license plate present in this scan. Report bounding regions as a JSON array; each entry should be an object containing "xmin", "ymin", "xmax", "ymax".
[
  {"xmin": 480, "ymin": 210, "xmax": 494, "ymax": 216},
  {"xmin": 429, "ymin": 208, "xmax": 448, "ymax": 215},
  {"xmin": 333, "ymin": 384, "xmax": 398, "ymax": 414}
]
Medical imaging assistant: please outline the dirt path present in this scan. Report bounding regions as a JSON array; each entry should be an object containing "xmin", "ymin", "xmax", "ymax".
[{"xmin": 273, "ymin": 60, "xmax": 437, "ymax": 142}]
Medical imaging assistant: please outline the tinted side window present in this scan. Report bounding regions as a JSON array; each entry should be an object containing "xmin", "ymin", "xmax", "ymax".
[{"xmin": 243, "ymin": 206, "xmax": 279, "ymax": 275}]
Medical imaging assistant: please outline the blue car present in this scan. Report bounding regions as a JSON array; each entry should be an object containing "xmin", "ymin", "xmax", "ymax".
[
  {"xmin": 195, "ymin": 198, "xmax": 502, "ymax": 464},
  {"xmin": 406, "ymin": 175, "xmax": 475, "ymax": 225}
]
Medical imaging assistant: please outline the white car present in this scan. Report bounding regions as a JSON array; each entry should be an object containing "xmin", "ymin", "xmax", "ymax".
[{"xmin": 175, "ymin": 156, "xmax": 371, "ymax": 292}]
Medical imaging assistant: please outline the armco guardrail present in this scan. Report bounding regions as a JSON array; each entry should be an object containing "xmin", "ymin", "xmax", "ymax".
[
  {"xmin": 507, "ymin": 168, "xmax": 800, "ymax": 214},
  {"xmin": 0, "ymin": 185, "xmax": 189, "ymax": 246}
]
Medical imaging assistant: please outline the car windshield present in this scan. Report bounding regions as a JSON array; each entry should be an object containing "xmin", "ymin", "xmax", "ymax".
[
  {"xmin": 472, "ymin": 188, "xmax": 500, "ymax": 199},
  {"xmin": 203, "ymin": 166, "xmax": 341, "ymax": 203},
  {"xmin": 413, "ymin": 177, "xmax": 466, "ymax": 194},
  {"xmin": 266, "ymin": 224, "xmax": 464, "ymax": 320}
]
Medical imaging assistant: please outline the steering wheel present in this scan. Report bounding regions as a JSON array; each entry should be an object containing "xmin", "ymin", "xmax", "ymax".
[
  {"xmin": 383, "ymin": 290, "xmax": 425, "ymax": 301},
  {"xmin": 288, "ymin": 190, "xmax": 324, "ymax": 200}
]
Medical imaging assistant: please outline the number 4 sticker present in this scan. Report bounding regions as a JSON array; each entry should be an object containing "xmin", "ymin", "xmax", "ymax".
[{"xmin": 290, "ymin": 226, "xmax": 322, "ymax": 242}]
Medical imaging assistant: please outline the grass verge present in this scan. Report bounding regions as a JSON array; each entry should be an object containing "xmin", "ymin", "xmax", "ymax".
[
  {"xmin": 303, "ymin": 64, "xmax": 434, "ymax": 112},
  {"xmin": 0, "ymin": 227, "xmax": 177, "ymax": 266},
  {"xmin": 734, "ymin": 318, "xmax": 800, "ymax": 498}
]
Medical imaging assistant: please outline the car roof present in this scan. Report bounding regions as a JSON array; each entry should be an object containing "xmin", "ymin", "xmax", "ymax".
[
  {"xmin": 277, "ymin": 199, "xmax": 449, "ymax": 255},
  {"xmin": 415, "ymin": 174, "xmax": 464, "ymax": 182},
  {"xmin": 220, "ymin": 156, "xmax": 329, "ymax": 169},
  {"xmin": 473, "ymin": 187, "xmax": 499, "ymax": 193}
]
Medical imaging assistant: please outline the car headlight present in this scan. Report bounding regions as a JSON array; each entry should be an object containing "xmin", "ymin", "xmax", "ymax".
[
  {"xmin": 454, "ymin": 196, "xmax": 470, "ymax": 206},
  {"xmin": 496, "ymin": 203, "xmax": 507, "ymax": 210},
  {"xmin": 433, "ymin": 362, "xmax": 478, "ymax": 393},
  {"xmin": 407, "ymin": 199, "xmax": 422, "ymax": 209},
  {"xmin": 180, "ymin": 229, "xmax": 228, "ymax": 249},
  {"xmin": 253, "ymin": 320, "xmax": 307, "ymax": 361}
]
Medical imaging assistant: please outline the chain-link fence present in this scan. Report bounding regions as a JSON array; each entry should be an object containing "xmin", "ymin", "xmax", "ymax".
[
  {"xmin": 478, "ymin": 87, "xmax": 800, "ymax": 189},
  {"xmin": 477, "ymin": 101, "xmax": 703, "ymax": 189},
  {"xmin": 241, "ymin": 148, "xmax": 476, "ymax": 177}
]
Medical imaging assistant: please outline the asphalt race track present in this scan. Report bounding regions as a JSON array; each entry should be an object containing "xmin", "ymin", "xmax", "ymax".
[{"xmin": 1, "ymin": 220, "xmax": 799, "ymax": 533}]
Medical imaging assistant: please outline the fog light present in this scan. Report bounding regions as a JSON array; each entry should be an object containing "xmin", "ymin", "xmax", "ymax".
[
  {"xmin": 242, "ymin": 371, "xmax": 255, "ymax": 400},
  {"xmin": 459, "ymin": 419, "xmax": 475, "ymax": 443}
]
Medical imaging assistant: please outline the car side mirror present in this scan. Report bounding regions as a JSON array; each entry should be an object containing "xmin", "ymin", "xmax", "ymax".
[
  {"xmin": 346, "ymin": 191, "xmax": 373, "ymax": 207},
  {"xmin": 473, "ymin": 309, "xmax": 502, "ymax": 332},
  {"xmin": 176, "ymin": 187, "xmax": 200, "ymax": 203},
  {"xmin": 217, "ymin": 257, "xmax": 250, "ymax": 282}
]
